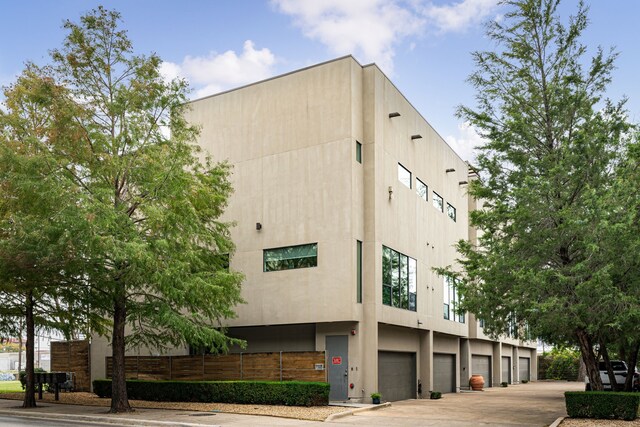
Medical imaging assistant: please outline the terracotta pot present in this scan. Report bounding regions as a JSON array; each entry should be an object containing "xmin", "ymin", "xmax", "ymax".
[{"xmin": 470, "ymin": 374, "xmax": 485, "ymax": 391}]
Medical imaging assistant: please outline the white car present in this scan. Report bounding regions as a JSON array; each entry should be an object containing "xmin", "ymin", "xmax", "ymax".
[{"xmin": 585, "ymin": 360, "xmax": 639, "ymax": 391}]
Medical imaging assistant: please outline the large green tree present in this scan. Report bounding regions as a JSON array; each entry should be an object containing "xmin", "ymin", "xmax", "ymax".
[
  {"xmin": 453, "ymin": 0, "xmax": 634, "ymax": 390},
  {"xmin": 2, "ymin": 8, "xmax": 244, "ymax": 412}
]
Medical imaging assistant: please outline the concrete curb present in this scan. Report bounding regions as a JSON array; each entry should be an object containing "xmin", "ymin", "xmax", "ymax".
[
  {"xmin": 549, "ymin": 416, "xmax": 565, "ymax": 427},
  {"xmin": 325, "ymin": 402, "xmax": 391, "ymax": 421},
  {"xmin": 0, "ymin": 409, "xmax": 216, "ymax": 427}
]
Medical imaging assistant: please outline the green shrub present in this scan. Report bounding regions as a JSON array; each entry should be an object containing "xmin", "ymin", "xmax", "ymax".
[
  {"xmin": 430, "ymin": 391, "xmax": 442, "ymax": 399},
  {"xmin": 544, "ymin": 348, "xmax": 580, "ymax": 380},
  {"xmin": 93, "ymin": 379, "xmax": 329, "ymax": 406},
  {"xmin": 19, "ymin": 368, "xmax": 47, "ymax": 390},
  {"xmin": 565, "ymin": 392, "xmax": 640, "ymax": 421}
]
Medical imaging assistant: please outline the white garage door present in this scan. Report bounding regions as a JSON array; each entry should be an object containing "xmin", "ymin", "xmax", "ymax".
[
  {"xmin": 433, "ymin": 353, "xmax": 456, "ymax": 393},
  {"xmin": 502, "ymin": 356, "xmax": 511, "ymax": 384},
  {"xmin": 472, "ymin": 355, "xmax": 492, "ymax": 387},
  {"xmin": 378, "ymin": 351, "xmax": 416, "ymax": 402},
  {"xmin": 519, "ymin": 357, "xmax": 530, "ymax": 382}
]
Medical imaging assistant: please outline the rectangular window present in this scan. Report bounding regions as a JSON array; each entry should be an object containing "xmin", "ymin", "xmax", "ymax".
[
  {"xmin": 382, "ymin": 246, "xmax": 416, "ymax": 312},
  {"xmin": 479, "ymin": 319, "xmax": 485, "ymax": 328},
  {"xmin": 443, "ymin": 276, "xmax": 465, "ymax": 323},
  {"xmin": 357, "ymin": 240, "xmax": 362, "ymax": 303},
  {"xmin": 447, "ymin": 203, "xmax": 456, "ymax": 221},
  {"xmin": 264, "ymin": 243, "xmax": 317, "ymax": 272},
  {"xmin": 356, "ymin": 141, "xmax": 362, "ymax": 163},
  {"xmin": 416, "ymin": 179, "xmax": 428, "ymax": 201},
  {"xmin": 433, "ymin": 191, "xmax": 443, "ymax": 212},
  {"xmin": 398, "ymin": 164, "xmax": 412, "ymax": 189}
]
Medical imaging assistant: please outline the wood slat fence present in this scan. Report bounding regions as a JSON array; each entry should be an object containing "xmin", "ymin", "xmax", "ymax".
[
  {"xmin": 105, "ymin": 351, "xmax": 326, "ymax": 382},
  {"xmin": 50, "ymin": 340, "xmax": 91, "ymax": 392}
]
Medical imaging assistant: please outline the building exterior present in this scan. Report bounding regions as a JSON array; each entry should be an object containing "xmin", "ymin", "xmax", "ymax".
[{"xmin": 89, "ymin": 55, "xmax": 537, "ymax": 402}]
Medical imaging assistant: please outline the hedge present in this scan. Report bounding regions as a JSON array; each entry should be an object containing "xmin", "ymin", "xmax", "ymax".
[
  {"xmin": 93, "ymin": 379, "xmax": 329, "ymax": 406},
  {"xmin": 565, "ymin": 391, "xmax": 640, "ymax": 421}
]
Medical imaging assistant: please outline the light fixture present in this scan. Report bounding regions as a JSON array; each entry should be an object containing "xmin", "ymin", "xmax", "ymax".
[
  {"xmin": 459, "ymin": 181, "xmax": 468, "ymax": 185},
  {"xmin": 446, "ymin": 168, "xmax": 456, "ymax": 173},
  {"xmin": 388, "ymin": 112, "xmax": 401, "ymax": 118},
  {"xmin": 411, "ymin": 134, "xmax": 422, "ymax": 140},
  {"xmin": 256, "ymin": 222, "xmax": 262, "ymax": 230},
  {"xmin": 388, "ymin": 186, "xmax": 394, "ymax": 200},
  {"xmin": 417, "ymin": 320, "xmax": 423, "ymax": 326}
]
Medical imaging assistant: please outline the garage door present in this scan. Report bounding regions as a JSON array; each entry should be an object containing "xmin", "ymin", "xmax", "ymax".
[
  {"xmin": 472, "ymin": 355, "xmax": 492, "ymax": 387},
  {"xmin": 433, "ymin": 353, "xmax": 456, "ymax": 393},
  {"xmin": 378, "ymin": 351, "xmax": 416, "ymax": 402},
  {"xmin": 502, "ymin": 356, "xmax": 511, "ymax": 384},
  {"xmin": 519, "ymin": 357, "xmax": 530, "ymax": 382}
]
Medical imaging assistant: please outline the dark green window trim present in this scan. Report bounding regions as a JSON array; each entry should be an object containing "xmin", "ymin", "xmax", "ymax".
[
  {"xmin": 382, "ymin": 245, "xmax": 416, "ymax": 311},
  {"xmin": 263, "ymin": 243, "xmax": 317, "ymax": 272},
  {"xmin": 357, "ymin": 240, "xmax": 362, "ymax": 303},
  {"xmin": 356, "ymin": 141, "xmax": 362, "ymax": 163}
]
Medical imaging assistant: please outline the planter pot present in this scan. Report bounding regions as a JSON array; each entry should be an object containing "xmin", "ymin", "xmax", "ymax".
[
  {"xmin": 470, "ymin": 374, "xmax": 485, "ymax": 391},
  {"xmin": 372, "ymin": 397, "xmax": 380, "ymax": 404}
]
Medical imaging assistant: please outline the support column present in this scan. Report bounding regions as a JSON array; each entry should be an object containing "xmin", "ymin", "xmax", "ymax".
[
  {"xmin": 513, "ymin": 346, "xmax": 520, "ymax": 384},
  {"xmin": 531, "ymin": 349, "xmax": 538, "ymax": 381},
  {"xmin": 460, "ymin": 338, "xmax": 471, "ymax": 390},
  {"xmin": 493, "ymin": 342, "xmax": 502, "ymax": 385},
  {"xmin": 419, "ymin": 329, "xmax": 433, "ymax": 398}
]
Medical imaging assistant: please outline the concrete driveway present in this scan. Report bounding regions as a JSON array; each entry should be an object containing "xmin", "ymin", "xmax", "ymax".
[{"xmin": 328, "ymin": 381, "xmax": 584, "ymax": 427}]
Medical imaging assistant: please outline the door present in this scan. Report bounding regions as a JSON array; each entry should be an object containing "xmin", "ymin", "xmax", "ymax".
[
  {"xmin": 472, "ymin": 355, "xmax": 492, "ymax": 387},
  {"xmin": 502, "ymin": 356, "xmax": 511, "ymax": 384},
  {"xmin": 433, "ymin": 353, "xmax": 456, "ymax": 393},
  {"xmin": 378, "ymin": 351, "xmax": 416, "ymax": 401},
  {"xmin": 519, "ymin": 357, "xmax": 530, "ymax": 382},
  {"xmin": 326, "ymin": 335, "xmax": 348, "ymax": 401}
]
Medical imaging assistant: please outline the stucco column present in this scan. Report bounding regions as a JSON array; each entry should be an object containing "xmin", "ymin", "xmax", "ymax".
[
  {"xmin": 493, "ymin": 341, "xmax": 502, "ymax": 385},
  {"xmin": 531, "ymin": 349, "xmax": 538, "ymax": 381},
  {"xmin": 419, "ymin": 329, "xmax": 433, "ymax": 397},
  {"xmin": 460, "ymin": 338, "xmax": 471, "ymax": 390},
  {"xmin": 513, "ymin": 346, "xmax": 520, "ymax": 384}
]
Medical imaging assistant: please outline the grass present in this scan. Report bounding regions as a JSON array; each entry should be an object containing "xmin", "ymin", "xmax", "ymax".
[{"xmin": 0, "ymin": 381, "xmax": 22, "ymax": 393}]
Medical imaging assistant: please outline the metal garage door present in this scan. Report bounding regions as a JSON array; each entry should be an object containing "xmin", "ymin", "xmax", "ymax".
[
  {"xmin": 519, "ymin": 357, "xmax": 530, "ymax": 382},
  {"xmin": 378, "ymin": 351, "xmax": 416, "ymax": 402},
  {"xmin": 433, "ymin": 353, "xmax": 456, "ymax": 393},
  {"xmin": 472, "ymin": 355, "xmax": 492, "ymax": 387},
  {"xmin": 502, "ymin": 356, "xmax": 511, "ymax": 384}
]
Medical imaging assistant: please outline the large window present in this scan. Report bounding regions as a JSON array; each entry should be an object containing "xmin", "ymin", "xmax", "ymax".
[
  {"xmin": 398, "ymin": 164, "xmax": 412, "ymax": 189},
  {"xmin": 433, "ymin": 192, "xmax": 443, "ymax": 212},
  {"xmin": 356, "ymin": 141, "xmax": 362, "ymax": 163},
  {"xmin": 416, "ymin": 178, "xmax": 428, "ymax": 201},
  {"xmin": 443, "ymin": 276, "xmax": 465, "ymax": 323},
  {"xmin": 264, "ymin": 243, "xmax": 317, "ymax": 272},
  {"xmin": 382, "ymin": 246, "xmax": 416, "ymax": 311},
  {"xmin": 447, "ymin": 203, "xmax": 456, "ymax": 221},
  {"xmin": 357, "ymin": 240, "xmax": 362, "ymax": 303}
]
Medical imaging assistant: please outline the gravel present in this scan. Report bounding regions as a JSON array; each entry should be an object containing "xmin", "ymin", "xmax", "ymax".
[
  {"xmin": 561, "ymin": 418, "xmax": 640, "ymax": 426},
  {"xmin": 0, "ymin": 392, "xmax": 348, "ymax": 421}
]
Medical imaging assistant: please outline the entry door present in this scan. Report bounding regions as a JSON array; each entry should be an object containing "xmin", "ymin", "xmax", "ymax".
[
  {"xmin": 502, "ymin": 356, "xmax": 511, "ymax": 384},
  {"xmin": 326, "ymin": 335, "xmax": 348, "ymax": 401}
]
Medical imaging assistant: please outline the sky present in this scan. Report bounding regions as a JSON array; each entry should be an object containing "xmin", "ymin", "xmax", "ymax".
[{"xmin": 1, "ymin": 0, "xmax": 639, "ymax": 162}]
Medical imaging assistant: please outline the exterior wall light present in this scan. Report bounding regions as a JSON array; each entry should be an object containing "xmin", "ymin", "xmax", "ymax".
[
  {"xmin": 388, "ymin": 112, "xmax": 401, "ymax": 118},
  {"xmin": 388, "ymin": 186, "xmax": 394, "ymax": 200},
  {"xmin": 256, "ymin": 222, "xmax": 262, "ymax": 230}
]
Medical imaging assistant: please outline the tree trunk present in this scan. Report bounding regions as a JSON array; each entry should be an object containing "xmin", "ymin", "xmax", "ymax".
[
  {"xmin": 109, "ymin": 293, "xmax": 132, "ymax": 413},
  {"xmin": 600, "ymin": 342, "xmax": 618, "ymax": 390},
  {"xmin": 624, "ymin": 341, "xmax": 640, "ymax": 391},
  {"xmin": 577, "ymin": 356, "xmax": 587, "ymax": 383},
  {"xmin": 577, "ymin": 329, "xmax": 602, "ymax": 390},
  {"xmin": 17, "ymin": 322, "xmax": 23, "ymax": 375},
  {"xmin": 22, "ymin": 291, "xmax": 36, "ymax": 408}
]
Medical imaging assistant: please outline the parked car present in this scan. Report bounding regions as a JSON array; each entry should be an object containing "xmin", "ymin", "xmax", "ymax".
[{"xmin": 585, "ymin": 360, "xmax": 640, "ymax": 391}]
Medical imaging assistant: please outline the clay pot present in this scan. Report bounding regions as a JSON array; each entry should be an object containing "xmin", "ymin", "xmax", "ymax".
[{"xmin": 470, "ymin": 374, "xmax": 485, "ymax": 391}]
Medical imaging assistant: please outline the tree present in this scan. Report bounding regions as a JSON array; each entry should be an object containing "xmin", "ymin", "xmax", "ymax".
[
  {"xmin": 40, "ymin": 8, "xmax": 244, "ymax": 412},
  {"xmin": 452, "ymin": 0, "xmax": 633, "ymax": 390},
  {"xmin": 0, "ymin": 69, "xmax": 94, "ymax": 407}
]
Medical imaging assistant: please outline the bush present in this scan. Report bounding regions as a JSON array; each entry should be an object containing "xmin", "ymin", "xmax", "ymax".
[
  {"xmin": 93, "ymin": 379, "xmax": 329, "ymax": 406},
  {"xmin": 544, "ymin": 348, "xmax": 580, "ymax": 381},
  {"xmin": 565, "ymin": 392, "xmax": 640, "ymax": 421},
  {"xmin": 430, "ymin": 391, "xmax": 442, "ymax": 399}
]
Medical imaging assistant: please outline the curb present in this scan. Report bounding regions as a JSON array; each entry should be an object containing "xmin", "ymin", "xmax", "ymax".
[
  {"xmin": 549, "ymin": 416, "xmax": 564, "ymax": 427},
  {"xmin": 325, "ymin": 402, "xmax": 391, "ymax": 421},
  {"xmin": 0, "ymin": 409, "xmax": 216, "ymax": 427}
]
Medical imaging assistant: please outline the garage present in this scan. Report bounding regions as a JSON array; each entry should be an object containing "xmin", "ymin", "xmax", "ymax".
[
  {"xmin": 378, "ymin": 351, "xmax": 416, "ymax": 402},
  {"xmin": 502, "ymin": 356, "xmax": 511, "ymax": 384},
  {"xmin": 519, "ymin": 357, "xmax": 530, "ymax": 382},
  {"xmin": 472, "ymin": 355, "xmax": 492, "ymax": 387},
  {"xmin": 433, "ymin": 353, "xmax": 456, "ymax": 393}
]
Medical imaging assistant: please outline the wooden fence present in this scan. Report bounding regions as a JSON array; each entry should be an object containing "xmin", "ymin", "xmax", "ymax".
[
  {"xmin": 50, "ymin": 340, "xmax": 91, "ymax": 392},
  {"xmin": 105, "ymin": 351, "xmax": 326, "ymax": 382}
]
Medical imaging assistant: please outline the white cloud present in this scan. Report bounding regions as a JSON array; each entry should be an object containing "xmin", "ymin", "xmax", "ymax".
[
  {"xmin": 161, "ymin": 40, "xmax": 277, "ymax": 99},
  {"xmin": 445, "ymin": 121, "xmax": 485, "ymax": 163},
  {"xmin": 271, "ymin": 0, "xmax": 424, "ymax": 75},
  {"xmin": 423, "ymin": 0, "xmax": 499, "ymax": 33}
]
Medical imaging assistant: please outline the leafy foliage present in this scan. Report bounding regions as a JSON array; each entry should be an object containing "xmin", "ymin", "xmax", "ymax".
[
  {"xmin": 565, "ymin": 391, "xmax": 640, "ymax": 421},
  {"xmin": 544, "ymin": 348, "xmax": 580, "ymax": 380},
  {"xmin": 92, "ymin": 379, "xmax": 329, "ymax": 407}
]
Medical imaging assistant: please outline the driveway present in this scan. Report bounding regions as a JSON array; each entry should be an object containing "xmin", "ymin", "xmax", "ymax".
[{"xmin": 327, "ymin": 381, "xmax": 584, "ymax": 427}]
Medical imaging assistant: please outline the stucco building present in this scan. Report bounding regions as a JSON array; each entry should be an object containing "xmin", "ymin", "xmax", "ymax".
[{"xmin": 90, "ymin": 55, "xmax": 537, "ymax": 402}]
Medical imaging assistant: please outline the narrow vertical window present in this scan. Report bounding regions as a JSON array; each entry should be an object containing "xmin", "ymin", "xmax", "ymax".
[
  {"xmin": 433, "ymin": 192, "xmax": 443, "ymax": 212},
  {"xmin": 416, "ymin": 179, "xmax": 428, "ymax": 201},
  {"xmin": 382, "ymin": 245, "xmax": 416, "ymax": 312},
  {"xmin": 357, "ymin": 240, "xmax": 362, "ymax": 303},
  {"xmin": 356, "ymin": 141, "xmax": 362, "ymax": 163},
  {"xmin": 398, "ymin": 164, "xmax": 412, "ymax": 189},
  {"xmin": 447, "ymin": 203, "xmax": 456, "ymax": 221}
]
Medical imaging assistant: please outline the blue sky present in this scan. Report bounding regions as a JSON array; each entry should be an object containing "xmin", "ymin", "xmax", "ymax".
[{"xmin": 1, "ymin": 0, "xmax": 639, "ymax": 161}]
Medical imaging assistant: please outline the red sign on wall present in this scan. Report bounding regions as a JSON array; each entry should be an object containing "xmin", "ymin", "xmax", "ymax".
[{"xmin": 332, "ymin": 356, "xmax": 342, "ymax": 365}]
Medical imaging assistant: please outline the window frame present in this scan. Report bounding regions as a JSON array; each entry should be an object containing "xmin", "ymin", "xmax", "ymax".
[
  {"xmin": 398, "ymin": 163, "xmax": 412, "ymax": 189},
  {"xmin": 356, "ymin": 141, "xmax": 362, "ymax": 163},
  {"xmin": 416, "ymin": 178, "xmax": 428, "ymax": 201},
  {"xmin": 382, "ymin": 245, "xmax": 417, "ymax": 312},
  {"xmin": 447, "ymin": 203, "xmax": 456, "ymax": 222},
  {"xmin": 433, "ymin": 191, "xmax": 443, "ymax": 212},
  {"xmin": 356, "ymin": 240, "xmax": 362, "ymax": 303},
  {"xmin": 263, "ymin": 243, "xmax": 318, "ymax": 272}
]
